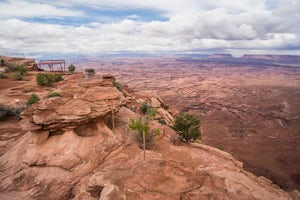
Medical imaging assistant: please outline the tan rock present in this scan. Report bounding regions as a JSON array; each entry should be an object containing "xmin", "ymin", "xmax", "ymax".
[
  {"xmin": 150, "ymin": 98, "xmax": 161, "ymax": 108},
  {"xmin": 156, "ymin": 107, "xmax": 174, "ymax": 124},
  {"xmin": 21, "ymin": 78, "xmax": 126, "ymax": 133}
]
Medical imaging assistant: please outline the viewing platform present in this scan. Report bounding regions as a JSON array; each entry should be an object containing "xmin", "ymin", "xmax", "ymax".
[{"xmin": 37, "ymin": 60, "xmax": 66, "ymax": 72}]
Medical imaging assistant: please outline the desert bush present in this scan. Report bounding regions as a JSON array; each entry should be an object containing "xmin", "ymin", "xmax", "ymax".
[
  {"xmin": 47, "ymin": 91, "xmax": 62, "ymax": 98},
  {"xmin": 140, "ymin": 102, "xmax": 152, "ymax": 114},
  {"xmin": 85, "ymin": 68, "xmax": 95, "ymax": 74},
  {"xmin": 5, "ymin": 63, "xmax": 17, "ymax": 72},
  {"xmin": 113, "ymin": 80, "xmax": 122, "ymax": 91},
  {"xmin": 85, "ymin": 68, "xmax": 95, "ymax": 78},
  {"xmin": 0, "ymin": 59, "xmax": 5, "ymax": 67},
  {"xmin": 15, "ymin": 65, "xmax": 26, "ymax": 75},
  {"xmin": 68, "ymin": 64, "xmax": 76, "ymax": 72},
  {"xmin": 162, "ymin": 104, "xmax": 169, "ymax": 110},
  {"xmin": 36, "ymin": 73, "xmax": 62, "ymax": 86},
  {"xmin": 12, "ymin": 72, "xmax": 23, "ymax": 80},
  {"xmin": 22, "ymin": 88, "xmax": 33, "ymax": 93},
  {"xmin": 4, "ymin": 63, "xmax": 26, "ymax": 75},
  {"xmin": 0, "ymin": 104, "xmax": 27, "ymax": 121},
  {"xmin": 52, "ymin": 73, "xmax": 62, "ymax": 82},
  {"xmin": 36, "ymin": 73, "xmax": 51, "ymax": 86},
  {"xmin": 0, "ymin": 104, "xmax": 9, "ymax": 121},
  {"xmin": 172, "ymin": 113, "xmax": 201, "ymax": 142},
  {"xmin": 113, "ymin": 80, "xmax": 127, "ymax": 97},
  {"xmin": 27, "ymin": 93, "xmax": 39, "ymax": 105},
  {"xmin": 158, "ymin": 118, "xmax": 167, "ymax": 125},
  {"xmin": 0, "ymin": 73, "xmax": 7, "ymax": 79}
]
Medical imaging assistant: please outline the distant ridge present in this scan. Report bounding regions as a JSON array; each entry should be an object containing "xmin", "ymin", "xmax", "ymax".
[{"xmin": 210, "ymin": 54, "xmax": 233, "ymax": 59}]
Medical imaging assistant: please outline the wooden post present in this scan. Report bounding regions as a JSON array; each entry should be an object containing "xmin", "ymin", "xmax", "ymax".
[
  {"xmin": 111, "ymin": 104, "xmax": 115, "ymax": 129},
  {"xmin": 143, "ymin": 131, "xmax": 146, "ymax": 160}
]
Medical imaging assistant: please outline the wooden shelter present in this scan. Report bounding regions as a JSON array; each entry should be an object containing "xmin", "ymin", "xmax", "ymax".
[{"xmin": 37, "ymin": 60, "xmax": 66, "ymax": 72}]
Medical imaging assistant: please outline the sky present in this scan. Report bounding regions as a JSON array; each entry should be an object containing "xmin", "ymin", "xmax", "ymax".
[{"xmin": 0, "ymin": 0, "xmax": 299, "ymax": 57}]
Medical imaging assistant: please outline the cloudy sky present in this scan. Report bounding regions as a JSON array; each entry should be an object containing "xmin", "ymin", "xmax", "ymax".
[{"xmin": 0, "ymin": 0, "xmax": 299, "ymax": 57}]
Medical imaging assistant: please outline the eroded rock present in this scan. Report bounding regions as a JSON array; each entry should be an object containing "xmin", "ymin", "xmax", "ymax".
[{"xmin": 0, "ymin": 73, "xmax": 295, "ymax": 200}]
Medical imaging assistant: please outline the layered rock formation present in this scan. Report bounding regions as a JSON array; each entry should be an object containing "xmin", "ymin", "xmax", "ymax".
[{"xmin": 0, "ymin": 73, "xmax": 297, "ymax": 200}]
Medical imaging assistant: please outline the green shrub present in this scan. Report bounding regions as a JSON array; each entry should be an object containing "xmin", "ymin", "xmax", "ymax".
[
  {"xmin": 140, "ymin": 102, "xmax": 152, "ymax": 114},
  {"xmin": 85, "ymin": 68, "xmax": 95, "ymax": 78},
  {"xmin": 162, "ymin": 104, "xmax": 169, "ymax": 110},
  {"xmin": 113, "ymin": 80, "xmax": 122, "ymax": 91},
  {"xmin": 85, "ymin": 68, "xmax": 95, "ymax": 74},
  {"xmin": 0, "ymin": 104, "xmax": 9, "ymax": 121},
  {"xmin": 36, "ymin": 73, "xmax": 51, "ymax": 86},
  {"xmin": 113, "ymin": 80, "xmax": 127, "ymax": 97},
  {"xmin": 13, "ymin": 72, "xmax": 23, "ymax": 80},
  {"xmin": 0, "ymin": 59, "xmax": 5, "ymax": 67},
  {"xmin": 4, "ymin": 63, "xmax": 26, "ymax": 74},
  {"xmin": 218, "ymin": 147, "xmax": 224, "ymax": 151},
  {"xmin": 36, "ymin": 73, "xmax": 62, "ymax": 86},
  {"xmin": 27, "ymin": 93, "xmax": 39, "ymax": 105},
  {"xmin": 47, "ymin": 91, "xmax": 62, "ymax": 98},
  {"xmin": 0, "ymin": 104, "xmax": 27, "ymax": 121},
  {"xmin": 5, "ymin": 63, "xmax": 17, "ymax": 72},
  {"xmin": 23, "ymin": 88, "xmax": 32, "ymax": 93},
  {"xmin": 0, "ymin": 73, "xmax": 7, "ymax": 79},
  {"xmin": 158, "ymin": 118, "xmax": 167, "ymax": 125},
  {"xmin": 172, "ymin": 113, "xmax": 201, "ymax": 142},
  {"xmin": 15, "ymin": 65, "xmax": 26, "ymax": 75},
  {"xmin": 68, "ymin": 64, "xmax": 76, "ymax": 72},
  {"xmin": 52, "ymin": 73, "xmax": 62, "ymax": 82}
]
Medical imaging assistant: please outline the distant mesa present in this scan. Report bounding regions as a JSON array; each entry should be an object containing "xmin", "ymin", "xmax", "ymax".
[
  {"xmin": 242, "ymin": 54, "xmax": 300, "ymax": 62},
  {"xmin": 210, "ymin": 54, "xmax": 234, "ymax": 59}
]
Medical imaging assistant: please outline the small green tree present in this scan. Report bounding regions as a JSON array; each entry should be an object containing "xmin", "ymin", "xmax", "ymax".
[
  {"xmin": 129, "ymin": 107, "xmax": 159, "ymax": 151},
  {"xmin": 173, "ymin": 113, "xmax": 201, "ymax": 142},
  {"xmin": 27, "ymin": 93, "xmax": 40, "ymax": 105},
  {"xmin": 68, "ymin": 64, "xmax": 76, "ymax": 72},
  {"xmin": 129, "ymin": 117, "xmax": 160, "ymax": 150}
]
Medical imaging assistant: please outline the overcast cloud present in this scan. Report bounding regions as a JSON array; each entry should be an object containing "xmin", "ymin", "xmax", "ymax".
[{"xmin": 0, "ymin": 0, "xmax": 299, "ymax": 56}]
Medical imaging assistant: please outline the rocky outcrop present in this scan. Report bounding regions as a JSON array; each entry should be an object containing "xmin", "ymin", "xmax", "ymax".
[
  {"xmin": 20, "ymin": 75, "xmax": 126, "ymax": 137},
  {"xmin": 0, "ymin": 73, "xmax": 296, "ymax": 200}
]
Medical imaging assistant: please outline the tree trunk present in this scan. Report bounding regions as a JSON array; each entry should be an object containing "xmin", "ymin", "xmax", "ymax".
[{"xmin": 143, "ymin": 130, "xmax": 146, "ymax": 160}]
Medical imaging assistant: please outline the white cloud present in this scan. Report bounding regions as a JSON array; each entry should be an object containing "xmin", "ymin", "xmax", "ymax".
[
  {"xmin": 0, "ymin": 0, "xmax": 299, "ymax": 55},
  {"xmin": 0, "ymin": 0, "xmax": 82, "ymax": 19}
]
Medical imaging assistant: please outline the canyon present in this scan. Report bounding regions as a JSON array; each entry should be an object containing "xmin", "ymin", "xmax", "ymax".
[
  {"xmin": 0, "ymin": 55, "xmax": 299, "ymax": 199},
  {"xmin": 73, "ymin": 54, "xmax": 300, "ymax": 191}
]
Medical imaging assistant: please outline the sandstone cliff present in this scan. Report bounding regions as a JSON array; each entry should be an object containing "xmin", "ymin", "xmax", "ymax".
[{"xmin": 0, "ymin": 73, "xmax": 297, "ymax": 200}]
